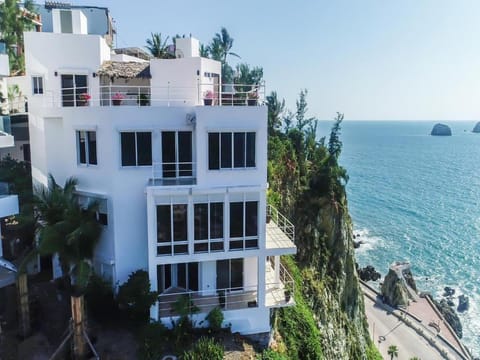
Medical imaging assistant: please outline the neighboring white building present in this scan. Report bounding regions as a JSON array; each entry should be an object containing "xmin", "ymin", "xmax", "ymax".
[
  {"xmin": 23, "ymin": 9, "xmax": 296, "ymax": 334},
  {"xmin": 0, "ymin": 40, "xmax": 20, "ymax": 288}
]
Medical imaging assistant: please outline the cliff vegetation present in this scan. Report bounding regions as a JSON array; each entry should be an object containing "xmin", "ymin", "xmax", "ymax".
[{"xmin": 266, "ymin": 91, "xmax": 379, "ymax": 359}]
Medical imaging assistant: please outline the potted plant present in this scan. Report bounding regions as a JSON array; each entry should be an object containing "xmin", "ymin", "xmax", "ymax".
[
  {"xmin": 78, "ymin": 93, "xmax": 91, "ymax": 106},
  {"xmin": 137, "ymin": 93, "xmax": 150, "ymax": 106},
  {"xmin": 247, "ymin": 91, "xmax": 258, "ymax": 106},
  {"xmin": 112, "ymin": 92, "xmax": 125, "ymax": 106},
  {"xmin": 203, "ymin": 90, "xmax": 214, "ymax": 106}
]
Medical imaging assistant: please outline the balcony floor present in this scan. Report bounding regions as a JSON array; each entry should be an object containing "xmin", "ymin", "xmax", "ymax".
[{"xmin": 266, "ymin": 222, "xmax": 296, "ymax": 255}]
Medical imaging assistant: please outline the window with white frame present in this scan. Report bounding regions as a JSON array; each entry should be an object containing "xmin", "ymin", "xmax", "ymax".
[
  {"xmin": 161, "ymin": 131, "xmax": 193, "ymax": 178},
  {"xmin": 157, "ymin": 203, "xmax": 188, "ymax": 256},
  {"xmin": 120, "ymin": 131, "xmax": 152, "ymax": 166},
  {"xmin": 229, "ymin": 193, "xmax": 258, "ymax": 250},
  {"xmin": 194, "ymin": 197, "xmax": 224, "ymax": 253},
  {"xmin": 32, "ymin": 76, "xmax": 44, "ymax": 95},
  {"xmin": 76, "ymin": 130, "xmax": 97, "ymax": 165},
  {"xmin": 208, "ymin": 132, "xmax": 256, "ymax": 170}
]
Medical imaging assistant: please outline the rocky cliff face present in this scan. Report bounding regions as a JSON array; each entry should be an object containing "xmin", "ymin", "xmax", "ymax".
[
  {"xmin": 381, "ymin": 268, "xmax": 410, "ymax": 306},
  {"xmin": 293, "ymin": 194, "xmax": 370, "ymax": 359}
]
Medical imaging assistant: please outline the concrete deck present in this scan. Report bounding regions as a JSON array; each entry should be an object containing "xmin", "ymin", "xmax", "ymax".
[{"xmin": 265, "ymin": 222, "xmax": 296, "ymax": 255}]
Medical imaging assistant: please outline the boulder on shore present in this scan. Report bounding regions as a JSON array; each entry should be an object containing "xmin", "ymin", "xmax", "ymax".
[
  {"xmin": 473, "ymin": 122, "xmax": 480, "ymax": 133},
  {"xmin": 381, "ymin": 269, "xmax": 410, "ymax": 307},
  {"xmin": 357, "ymin": 265, "xmax": 381, "ymax": 282},
  {"xmin": 433, "ymin": 298, "xmax": 463, "ymax": 339},
  {"xmin": 431, "ymin": 123, "xmax": 452, "ymax": 136}
]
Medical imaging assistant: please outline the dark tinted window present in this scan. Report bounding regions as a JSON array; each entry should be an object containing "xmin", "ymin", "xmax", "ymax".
[
  {"xmin": 210, "ymin": 202, "xmax": 223, "ymax": 239},
  {"xmin": 230, "ymin": 202, "xmax": 243, "ymax": 238},
  {"xmin": 78, "ymin": 131, "xmax": 86, "ymax": 164},
  {"xmin": 221, "ymin": 133, "xmax": 232, "ymax": 168},
  {"xmin": 234, "ymin": 132, "xmax": 245, "ymax": 168},
  {"xmin": 173, "ymin": 205, "xmax": 187, "ymax": 241},
  {"xmin": 136, "ymin": 132, "xmax": 152, "ymax": 166},
  {"xmin": 121, "ymin": 132, "xmax": 136, "ymax": 166},
  {"xmin": 208, "ymin": 133, "xmax": 220, "ymax": 170},
  {"xmin": 87, "ymin": 131, "xmax": 97, "ymax": 165},
  {"xmin": 246, "ymin": 132, "xmax": 255, "ymax": 167},
  {"xmin": 194, "ymin": 203, "xmax": 208, "ymax": 240},
  {"xmin": 162, "ymin": 132, "xmax": 176, "ymax": 177},
  {"xmin": 178, "ymin": 132, "xmax": 192, "ymax": 176},
  {"xmin": 157, "ymin": 205, "xmax": 171, "ymax": 243},
  {"xmin": 245, "ymin": 201, "xmax": 258, "ymax": 236}
]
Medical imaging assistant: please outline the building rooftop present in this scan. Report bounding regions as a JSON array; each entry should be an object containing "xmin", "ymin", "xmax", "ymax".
[{"xmin": 97, "ymin": 61, "xmax": 151, "ymax": 79}]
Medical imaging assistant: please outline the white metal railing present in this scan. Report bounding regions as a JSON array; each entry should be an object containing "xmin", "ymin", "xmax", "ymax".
[
  {"xmin": 39, "ymin": 82, "xmax": 266, "ymax": 108},
  {"xmin": 151, "ymin": 161, "xmax": 196, "ymax": 186},
  {"xmin": 158, "ymin": 285, "xmax": 258, "ymax": 316},
  {"xmin": 267, "ymin": 204, "xmax": 295, "ymax": 243}
]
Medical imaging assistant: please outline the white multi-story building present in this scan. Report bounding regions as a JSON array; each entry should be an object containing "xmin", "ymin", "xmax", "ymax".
[{"xmin": 23, "ymin": 10, "xmax": 296, "ymax": 334}]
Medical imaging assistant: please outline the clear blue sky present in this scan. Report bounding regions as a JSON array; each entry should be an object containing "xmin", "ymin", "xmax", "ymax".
[{"xmin": 77, "ymin": 0, "xmax": 479, "ymax": 120}]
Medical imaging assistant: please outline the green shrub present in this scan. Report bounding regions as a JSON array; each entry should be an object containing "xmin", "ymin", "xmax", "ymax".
[
  {"xmin": 257, "ymin": 348, "xmax": 289, "ymax": 360},
  {"xmin": 366, "ymin": 343, "xmax": 383, "ymax": 360},
  {"xmin": 182, "ymin": 337, "xmax": 224, "ymax": 360},
  {"xmin": 205, "ymin": 307, "xmax": 224, "ymax": 331},
  {"xmin": 137, "ymin": 321, "xmax": 169, "ymax": 360},
  {"xmin": 85, "ymin": 274, "xmax": 118, "ymax": 321},
  {"xmin": 117, "ymin": 270, "xmax": 158, "ymax": 323}
]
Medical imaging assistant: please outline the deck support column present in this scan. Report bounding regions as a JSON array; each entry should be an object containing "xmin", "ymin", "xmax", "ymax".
[
  {"xmin": 274, "ymin": 256, "xmax": 280, "ymax": 284},
  {"xmin": 257, "ymin": 256, "xmax": 266, "ymax": 308}
]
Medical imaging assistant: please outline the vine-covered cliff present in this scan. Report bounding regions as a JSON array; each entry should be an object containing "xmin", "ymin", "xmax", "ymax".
[{"xmin": 267, "ymin": 91, "xmax": 379, "ymax": 359}]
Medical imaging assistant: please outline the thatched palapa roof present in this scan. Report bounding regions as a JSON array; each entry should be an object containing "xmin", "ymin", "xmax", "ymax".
[{"xmin": 97, "ymin": 61, "xmax": 151, "ymax": 79}]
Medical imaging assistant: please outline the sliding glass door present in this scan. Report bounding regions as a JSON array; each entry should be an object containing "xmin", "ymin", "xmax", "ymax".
[{"xmin": 216, "ymin": 259, "xmax": 243, "ymax": 291}]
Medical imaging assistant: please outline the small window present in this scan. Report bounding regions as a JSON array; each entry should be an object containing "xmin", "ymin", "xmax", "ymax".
[
  {"xmin": 121, "ymin": 132, "xmax": 152, "ymax": 166},
  {"xmin": 208, "ymin": 132, "xmax": 256, "ymax": 170},
  {"xmin": 32, "ymin": 76, "xmax": 44, "ymax": 95},
  {"xmin": 76, "ymin": 130, "xmax": 97, "ymax": 165}
]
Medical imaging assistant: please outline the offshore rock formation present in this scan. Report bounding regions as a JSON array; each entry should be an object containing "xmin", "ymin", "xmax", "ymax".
[
  {"xmin": 472, "ymin": 122, "xmax": 480, "ymax": 133},
  {"xmin": 381, "ymin": 262, "xmax": 417, "ymax": 307},
  {"xmin": 433, "ymin": 298, "xmax": 463, "ymax": 339},
  {"xmin": 431, "ymin": 123, "xmax": 452, "ymax": 136}
]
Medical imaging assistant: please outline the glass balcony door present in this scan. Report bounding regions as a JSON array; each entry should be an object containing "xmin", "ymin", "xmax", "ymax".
[
  {"xmin": 61, "ymin": 74, "xmax": 88, "ymax": 107},
  {"xmin": 216, "ymin": 259, "xmax": 243, "ymax": 292},
  {"xmin": 161, "ymin": 131, "xmax": 193, "ymax": 178}
]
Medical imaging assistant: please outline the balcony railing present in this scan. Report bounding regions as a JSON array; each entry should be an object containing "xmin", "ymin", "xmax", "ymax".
[
  {"xmin": 158, "ymin": 270, "xmax": 294, "ymax": 316},
  {"xmin": 267, "ymin": 205, "xmax": 295, "ymax": 243},
  {"xmin": 150, "ymin": 161, "xmax": 196, "ymax": 186},
  {"xmin": 40, "ymin": 82, "xmax": 266, "ymax": 108}
]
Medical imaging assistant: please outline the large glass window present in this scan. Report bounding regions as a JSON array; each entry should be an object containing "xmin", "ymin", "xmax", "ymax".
[
  {"xmin": 157, "ymin": 262, "xmax": 198, "ymax": 293},
  {"xmin": 229, "ymin": 201, "xmax": 258, "ymax": 250},
  {"xmin": 194, "ymin": 202, "xmax": 224, "ymax": 253},
  {"xmin": 161, "ymin": 131, "xmax": 193, "ymax": 178},
  {"xmin": 76, "ymin": 130, "xmax": 97, "ymax": 166},
  {"xmin": 121, "ymin": 132, "xmax": 152, "ymax": 166},
  {"xmin": 61, "ymin": 74, "xmax": 87, "ymax": 107},
  {"xmin": 157, "ymin": 204, "xmax": 188, "ymax": 256},
  {"xmin": 216, "ymin": 259, "xmax": 243, "ymax": 291},
  {"xmin": 208, "ymin": 132, "xmax": 256, "ymax": 170}
]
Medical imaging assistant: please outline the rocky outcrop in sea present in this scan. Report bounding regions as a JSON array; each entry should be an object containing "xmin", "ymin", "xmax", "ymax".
[
  {"xmin": 472, "ymin": 122, "xmax": 480, "ymax": 133},
  {"xmin": 431, "ymin": 123, "xmax": 452, "ymax": 136},
  {"xmin": 433, "ymin": 298, "xmax": 463, "ymax": 339},
  {"xmin": 381, "ymin": 262, "xmax": 417, "ymax": 307}
]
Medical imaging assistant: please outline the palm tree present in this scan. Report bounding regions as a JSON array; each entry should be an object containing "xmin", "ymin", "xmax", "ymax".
[
  {"xmin": 387, "ymin": 345, "xmax": 399, "ymax": 360},
  {"xmin": 199, "ymin": 43, "xmax": 209, "ymax": 58},
  {"xmin": 145, "ymin": 32, "xmax": 173, "ymax": 59},
  {"xmin": 266, "ymin": 91, "xmax": 285, "ymax": 135},
  {"xmin": 36, "ymin": 174, "xmax": 102, "ymax": 358},
  {"xmin": 210, "ymin": 27, "xmax": 240, "ymax": 64}
]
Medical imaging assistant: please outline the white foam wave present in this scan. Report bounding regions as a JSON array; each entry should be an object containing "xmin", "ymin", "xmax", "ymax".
[{"xmin": 353, "ymin": 227, "xmax": 384, "ymax": 253}]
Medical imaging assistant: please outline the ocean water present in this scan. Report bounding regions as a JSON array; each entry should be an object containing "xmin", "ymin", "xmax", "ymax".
[{"xmin": 317, "ymin": 120, "xmax": 480, "ymax": 355}]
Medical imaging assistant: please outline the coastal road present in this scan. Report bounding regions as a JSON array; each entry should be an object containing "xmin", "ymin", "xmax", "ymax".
[{"xmin": 363, "ymin": 286, "xmax": 467, "ymax": 360}]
